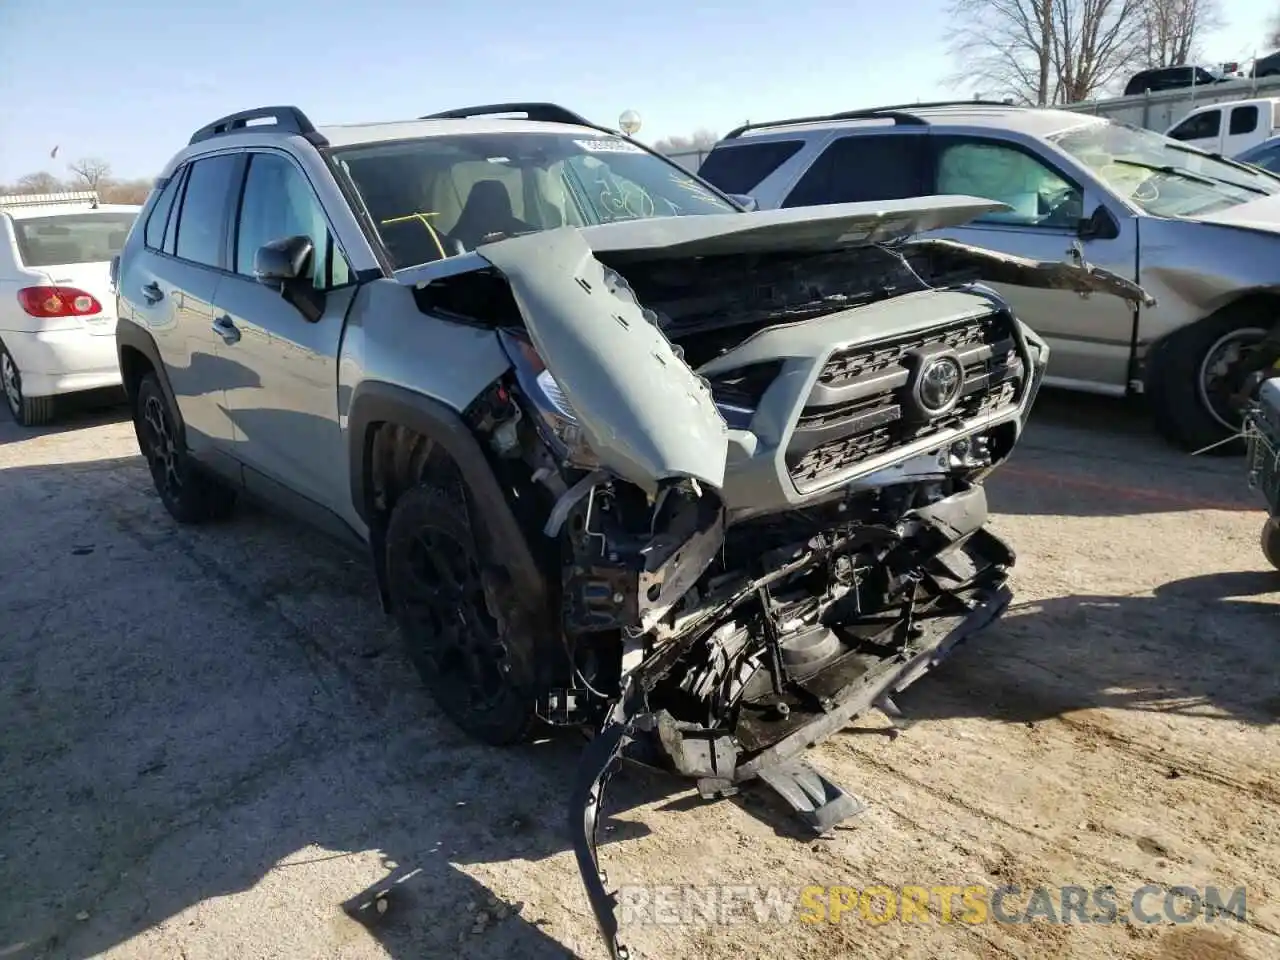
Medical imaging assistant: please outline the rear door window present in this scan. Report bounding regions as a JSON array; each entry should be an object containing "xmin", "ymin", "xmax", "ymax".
[
  {"xmin": 1230, "ymin": 105, "xmax": 1259, "ymax": 135},
  {"xmin": 782, "ymin": 134, "xmax": 929, "ymax": 207},
  {"xmin": 173, "ymin": 153, "xmax": 240, "ymax": 269},
  {"xmin": 13, "ymin": 212, "xmax": 139, "ymax": 267},
  {"xmin": 698, "ymin": 140, "xmax": 804, "ymax": 194}
]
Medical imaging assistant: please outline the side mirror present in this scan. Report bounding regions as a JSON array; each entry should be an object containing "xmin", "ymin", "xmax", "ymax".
[
  {"xmin": 254, "ymin": 235, "xmax": 324, "ymax": 323},
  {"xmin": 727, "ymin": 193, "xmax": 759, "ymax": 212},
  {"xmin": 254, "ymin": 235, "xmax": 314, "ymax": 284},
  {"xmin": 1077, "ymin": 205, "xmax": 1119, "ymax": 241}
]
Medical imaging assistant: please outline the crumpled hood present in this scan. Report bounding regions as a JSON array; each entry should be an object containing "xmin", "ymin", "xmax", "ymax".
[
  {"xmin": 1184, "ymin": 192, "xmax": 1280, "ymax": 234},
  {"xmin": 472, "ymin": 196, "xmax": 1010, "ymax": 495},
  {"xmin": 565, "ymin": 195, "xmax": 1010, "ymax": 259},
  {"xmin": 478, "ymin": 226, "xmax": 731, "ymax": 494},
  {"xmin": 468, "ymin": 194, "xmax": 1154, "ymax": 495}
]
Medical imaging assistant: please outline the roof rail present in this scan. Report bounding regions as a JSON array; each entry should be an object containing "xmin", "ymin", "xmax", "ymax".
[
  {"xmin": 724, "ymin": 109, "xmax": 928, "ymax": 140},
  {"xmin": 868, "ymin": 99, "xmax": 1021, "ymax": 111},
  {"xmin": 420, "ymin": 102, "xmax": 596, "ymax": 127},
  {"xmin": 722, "ymin": 99, "xmax": 1022, "ymax": 140},
  {"xmin": 189, "ymin": 106, "xmax": 327, "ymax": 146},
  {"xmin": 0, "ymin": 190, "xmax": 99, "ymax": 208}
]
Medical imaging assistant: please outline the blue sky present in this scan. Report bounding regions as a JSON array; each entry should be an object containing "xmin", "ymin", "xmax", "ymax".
[{"xmin": 0, "ymin": 0, "xmax": 1275, "ymax": 182}]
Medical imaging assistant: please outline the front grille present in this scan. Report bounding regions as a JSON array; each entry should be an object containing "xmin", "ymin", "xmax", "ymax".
[{"xmin": 788, "ymin": 309, "xmax": 1024, "ymax": 488}]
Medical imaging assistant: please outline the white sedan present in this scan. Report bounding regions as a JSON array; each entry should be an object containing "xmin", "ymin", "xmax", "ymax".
[{"xmin": 0, "ymin": 192, "xmax": 140, "ymax": 426}]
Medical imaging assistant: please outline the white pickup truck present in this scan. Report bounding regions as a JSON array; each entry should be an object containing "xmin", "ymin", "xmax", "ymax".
[{"xmin": 1164, "ymin": 97, "xmax": 1280, "ymax": 156}]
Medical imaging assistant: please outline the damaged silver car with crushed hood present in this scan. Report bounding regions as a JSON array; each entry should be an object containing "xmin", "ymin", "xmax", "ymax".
[{"xmin": 113, "ymin": 103, "xmax": 1151, "ymax": 960}]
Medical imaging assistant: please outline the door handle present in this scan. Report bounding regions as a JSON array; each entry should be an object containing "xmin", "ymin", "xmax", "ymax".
[
  {"xmin": 1065, "ymin": 242, "xmax": 1093, "ymax": 299},
  {"xmin": 211, "ymin": 315, "xmax": 241, "ymax": 345},
  {"xmin": 141, "ymin": 282, "xmax": 164, "ymax": 305}
]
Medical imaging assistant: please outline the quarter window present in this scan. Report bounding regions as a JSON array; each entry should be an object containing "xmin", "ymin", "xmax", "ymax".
[
  {"xmin": 173, "ymin": 154, "xmax": 240, "ymax": 268},
  {"xmin": 698, "ymin": 140, "xmax": 804, "ymax": 195},
  {"xmin": 144, "ymin": 172, "xmax": 182, "ymax": 251},
  {"xmin": 1230, "ymin": 106, "xmax": 1259, "ymax": 136},
  {"xmin": 933, "ymin": 138, "xmax": 1082, "ymax": 228},
  {"xmin": 233, "ymin": 152, "xmax": 351, "ymax": 290}
]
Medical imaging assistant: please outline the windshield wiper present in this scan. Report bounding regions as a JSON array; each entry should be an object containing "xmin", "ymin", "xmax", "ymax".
[
  {"xmin": 1161, "ymin": 144, "xmax": 1272, "ymax": 194},
  {"xmin": 1111, "ymin": 157, "xmax": 1218, "ymax": 187}
]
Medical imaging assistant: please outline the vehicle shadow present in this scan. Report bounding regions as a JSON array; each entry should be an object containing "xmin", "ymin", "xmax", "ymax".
[
  {"xmin": 0, "ymin": 453, "xmax": 679, "ymax": 960},
  {"xmin": 17, "ymin": 728, "xmax": 673, "ymax": 960},
  {"xmin": 0, "ymin": 388, "xmax": 128, "ymax": 444},
  {"xmin": 990, "ymin": 389, "xmax": 1255, "ymax": 517},
  {"xmin": 893, "ymin": 569, "xmax": 1280, "ymax": 729},
  {"xmin": 4, "ymin": 410, "xmax": 1274, "ymax": 960}
]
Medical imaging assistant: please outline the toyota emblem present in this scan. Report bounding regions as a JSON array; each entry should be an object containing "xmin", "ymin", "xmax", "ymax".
[{"xmin": 916, "ymin": 355, "xmax": 964, "ymax": 414}]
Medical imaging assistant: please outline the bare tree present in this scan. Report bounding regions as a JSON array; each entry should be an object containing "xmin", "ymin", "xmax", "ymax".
[
  {"xmin": 651, "ymin": 128, "xmax": 720, "ymax": 154},
  {"xmin": 946, "ymin": 0, "xmax": 1055, "ymax": 106},
  {"xmin": 1050, "ymin": 0, "xmax": 1150, "ymax": 102},
  {"xmin": 945, "ymin": 0, "xmax": 1148, "ymax": 105},
  {"xmin": 99, "ymin": 178, "xmax": 153, "ymax": 205},
  {"xmin": 1139, "ymin": 0, "xmax": 1222, "ymax": 68},
  {"xmin": 1269, "ymin": 9, "xmax": 1280, "ymax": 49},
  {"xmin": 67, "ymin": 156, "xmax": 112, "ymax": 191},
  {"xmin": 10, "ymin": 171, "xmax": 64, "ymax": 194}
]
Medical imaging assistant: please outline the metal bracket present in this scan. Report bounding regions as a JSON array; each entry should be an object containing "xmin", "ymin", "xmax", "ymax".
[{"xmin": 756, "ymin": 759, "xmax": 867, "ymax": 836}]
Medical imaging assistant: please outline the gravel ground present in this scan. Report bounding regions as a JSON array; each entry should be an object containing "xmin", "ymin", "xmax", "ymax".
[{"xmin": 1, "ymin": 389, "xmax": 1277, "ymax": 960}]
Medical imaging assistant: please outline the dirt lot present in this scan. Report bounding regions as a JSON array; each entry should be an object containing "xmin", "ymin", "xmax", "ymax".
[{"xmin": 1, "ymin": 389, "xmax": 1278, "ymax": 960}]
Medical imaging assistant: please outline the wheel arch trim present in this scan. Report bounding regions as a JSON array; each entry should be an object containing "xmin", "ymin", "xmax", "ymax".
[
  {"xmin": 115, "ymin": 323, "xmax": 183, "ymax": 430},
  {"xmin": 346, "ymin": 379, "xmax": 548, "ymax": 610}
]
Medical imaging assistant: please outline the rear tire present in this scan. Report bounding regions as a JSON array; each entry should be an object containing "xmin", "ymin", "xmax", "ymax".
[
  {"xmin": 1146, "ymin": 306, "xmax": 1273, "ymax": 455},
  {"xmin": 1, "ymin": 341, "xmax": 56, "ymax": 427},
  {"xmin": 1262, "ymin": 518, "xmax": 1280, "ymax": 571},
  {"xmin": 133, "ymin": 372, "xmax": 237, "ymax": 523},
  {"xmin": 386, "ymin": 483, "xmax": 538, "ymax": 745}
]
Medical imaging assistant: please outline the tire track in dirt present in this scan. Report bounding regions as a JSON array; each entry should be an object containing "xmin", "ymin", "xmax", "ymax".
[
  {"xmin": 823, "ymin": 743, "xmax": 1280, "ymax": 943},
  {"xmin": 930, "ymin": 647, "xmax": 1280, "ymax": 811}
]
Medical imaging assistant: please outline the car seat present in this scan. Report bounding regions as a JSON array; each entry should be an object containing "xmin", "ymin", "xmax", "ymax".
[{"xmin": 447, "ymin": 180, "xmax": 534, "ymax": 250}]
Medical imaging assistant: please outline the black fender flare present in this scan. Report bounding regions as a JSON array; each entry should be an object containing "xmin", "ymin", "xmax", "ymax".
[
  {"xmin": 115, "ymin": 321, "xmax": 184, "ymax": 434},
  {"xmin": 346, "ymin": 380, "xmax": 549, "ymax": 615}
]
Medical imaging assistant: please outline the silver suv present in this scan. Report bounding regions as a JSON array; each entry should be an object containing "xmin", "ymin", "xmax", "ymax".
[
  {"xmin": 114, "ymin": 102, "xmax": 1143, "ymax": 958},
  {"xmin": 699, "ymin": 100, "xmax": 1280, "ymax": 452}
]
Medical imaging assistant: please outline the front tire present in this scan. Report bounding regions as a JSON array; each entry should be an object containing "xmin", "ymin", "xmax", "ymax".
[
  {"xmin": 1146, "ymin": 308, "xmax": 1271, "ymax": 454},
  {"xmin": 1, "ymin": 340, "xmax": 55, "ymax": 427},
  {"xmin": 385, "ymin": 484, "xmax": 538, "ymax": 745},
  {"xmin": 133, "ymin": 373, "xmax": 237, "ymax": 523}
]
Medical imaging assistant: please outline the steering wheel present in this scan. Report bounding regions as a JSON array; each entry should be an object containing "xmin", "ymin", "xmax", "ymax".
[{"xmin": 1039, "ymin": 186, "xmax": 1083, "ymax": 226}]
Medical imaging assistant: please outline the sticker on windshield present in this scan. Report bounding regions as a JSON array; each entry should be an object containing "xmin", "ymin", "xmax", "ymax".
[{"xmin": 574, "ymin": 138, "xmax": 644, "ymax": 154}]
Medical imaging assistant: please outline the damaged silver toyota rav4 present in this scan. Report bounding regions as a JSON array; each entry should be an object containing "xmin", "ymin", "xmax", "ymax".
[{"xmin": 114, "ymin": 103, "xmax": 1149, "ymax": 958}]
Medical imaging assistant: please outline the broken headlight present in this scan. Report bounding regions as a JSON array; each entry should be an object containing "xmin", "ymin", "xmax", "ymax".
[
  {"xmin": 501, "ymin": 332, "xmax": 776, "ymax": 467},
  {"xmin": 500, "ymin": 329, "xmax": 602, "ymax": 469}
]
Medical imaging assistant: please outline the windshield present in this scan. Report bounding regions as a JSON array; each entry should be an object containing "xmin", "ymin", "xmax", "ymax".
[
  {"xmin": 332, "ymin": 132, "xmax": 736, "ymax": 269},
  {"xmin": 12, "ymin": 212, "xmax": 137, "ymax": 267},
  {"xmin": 1048, "ymin": 121, "xmax": 1280, "ymax": 217}
]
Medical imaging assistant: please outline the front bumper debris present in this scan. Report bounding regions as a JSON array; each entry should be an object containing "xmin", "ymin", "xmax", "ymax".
[{"xmin": 567, "ymin": 577, "xmax": 1013, "ymax": 960}]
